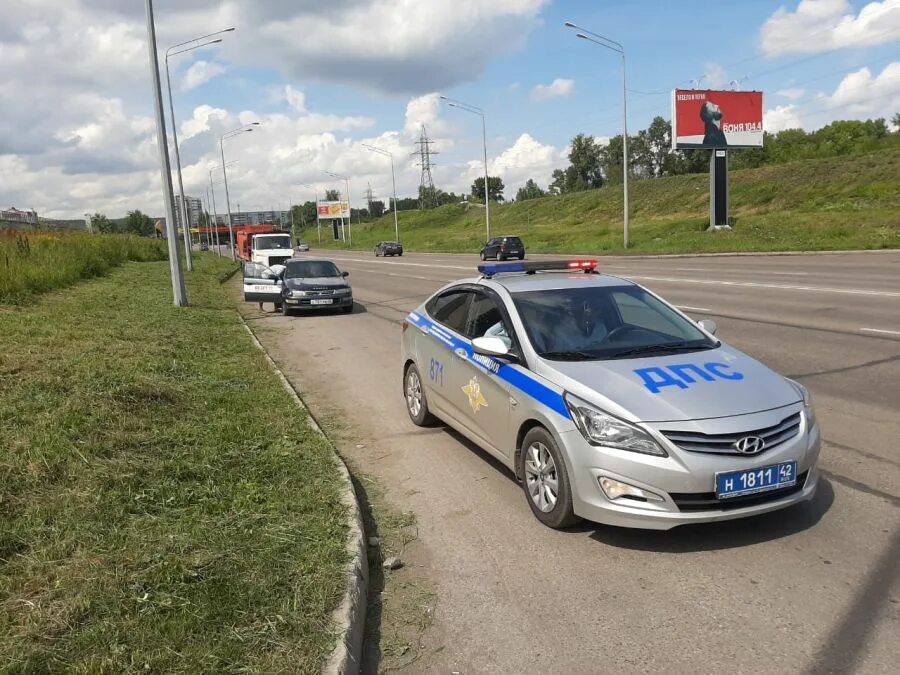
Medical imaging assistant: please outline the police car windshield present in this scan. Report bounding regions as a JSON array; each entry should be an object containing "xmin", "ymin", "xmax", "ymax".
[
  {"xmin": 284, "ymin": 261, "xmax": 341, "ymax": 279},
  {"xmin": 511, "ymin": 286, "xmax": 716, "ymax": 361}
]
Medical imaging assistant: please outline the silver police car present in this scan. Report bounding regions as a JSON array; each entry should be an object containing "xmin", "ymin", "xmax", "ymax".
[{"xmin": 401, "ymin": 260, "xmax": 820, "ymax": 530}]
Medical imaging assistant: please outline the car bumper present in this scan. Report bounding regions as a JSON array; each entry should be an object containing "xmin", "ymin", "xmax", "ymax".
[
  {"xmin": 284, "ymin": 295, "xmax": 353, "ymax": 308},
  {"xmin": 561, "ymin": 416, "xmax": 821, "ymax": 530}
]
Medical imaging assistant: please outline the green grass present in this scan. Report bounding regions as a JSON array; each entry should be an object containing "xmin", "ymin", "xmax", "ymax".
[
  {"xmin": 0, "ymin": 231, "xmax": 167, "ymax": 304},
  {"xmin": 315, "ymin": 147, "xmax": 900, "ymax": 255},
  {"xmin": 0, "ymin": 254, "xmax": 348, "ymax": 673}
]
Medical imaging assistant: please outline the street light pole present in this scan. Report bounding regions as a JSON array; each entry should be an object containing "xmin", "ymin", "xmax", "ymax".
[
  {"xmin": 209, "ymin": 169, "xmax": 220, "ymax": 253},
  {"xmin": 144, "ymin": 0, "xmax": 187, "ymax": 306},
  {"xmin": 440, "ymin": 96, "xmax": 490, "ymax": 242},
  {"xmin": 362, "ymin": 144, "xmax": 400, "ymax": 242},
  {"xmin": 565, "ymin": 21, "xmax": 629, "ymax": 248},
  {"xmin": 164, "ymin": 29, "xmax": 234, "ymax": 272},
  {"xmin": 219, "ymin": 123, "xmax": 259, "ymax": 260}
]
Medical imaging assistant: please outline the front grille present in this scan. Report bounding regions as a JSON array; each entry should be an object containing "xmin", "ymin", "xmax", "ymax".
[
  {"xmin": 269, "ymin": 255, "xmax": 291, "ymax": 265},
  {"xmin": 661, "ymin": 412, "xmax": 801, "ymax": 456},
  {"xmin": 671, "ymin": 471, "xmax": 808, "ymax": 512}
]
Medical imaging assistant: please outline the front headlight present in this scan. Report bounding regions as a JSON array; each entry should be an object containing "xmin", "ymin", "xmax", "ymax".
[
  {"xmin": 786, "ymin": 378, "xmax": 816, "ymax": 427},
  {"xmin": 564, "ymin": 393, "xmax": 667, "ymax": 457},
  {"xmin": 334, "ymin": 287, "xmax": 352, "ymax": 296}
]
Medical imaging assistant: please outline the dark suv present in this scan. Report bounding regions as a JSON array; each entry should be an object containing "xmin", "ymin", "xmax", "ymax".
[
  {"xmin": 480, "ymin": 235, "xmax": 525, "ymax": 261},
  {"xmin": 375, "ymin": 241, "xmax": 403, "ymax": 257}
]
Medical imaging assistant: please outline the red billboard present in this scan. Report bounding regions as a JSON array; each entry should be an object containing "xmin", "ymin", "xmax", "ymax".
[{"xmin": 672, "ymin": 90, "xmax": 763, "ymax": 149}]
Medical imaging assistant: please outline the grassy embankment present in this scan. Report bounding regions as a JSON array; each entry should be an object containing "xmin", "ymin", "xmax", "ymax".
[
  {"xmin": 1, "ymin": 248, "xmax": 348, "ymax": 672},
  {"xmin": 0, "ymin": 231, "xmax": 168, "ymax": 303},
  {"xmin": 316, "ymin": 147, "xmax": 900, "ymax": 254}
]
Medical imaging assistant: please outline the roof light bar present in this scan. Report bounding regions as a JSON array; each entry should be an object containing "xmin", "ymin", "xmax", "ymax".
[{"xmin": 478, "ymin": 259, "xmax": 599, "ymax": 277}]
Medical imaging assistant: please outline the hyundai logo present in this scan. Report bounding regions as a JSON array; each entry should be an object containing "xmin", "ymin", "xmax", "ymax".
[{"xmin": 734, "ymin": 436, "xmax": 766, "ymax": 454}]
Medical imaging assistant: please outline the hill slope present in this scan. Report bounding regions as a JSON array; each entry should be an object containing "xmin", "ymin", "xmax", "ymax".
[{"xmin": 314, "ymin": 148, "xmax": 900, "ymax": 254}]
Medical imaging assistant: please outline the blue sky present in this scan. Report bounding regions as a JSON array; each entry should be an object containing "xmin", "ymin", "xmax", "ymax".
[{"xmin": 1, "ymin": 0, "xmax": 898, "ymax": 217}]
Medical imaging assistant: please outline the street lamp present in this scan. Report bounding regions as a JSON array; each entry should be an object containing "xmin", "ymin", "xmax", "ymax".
[
  {"xmin": 362, "ymin": 143, "xmax": 400, "ymax": 243},
  {"xmin": 325, "ymin": 171, "xmax": 352, "ymax": 245},
  {"xmin": 144, "ymin": 0, "xmax": 186, "ymax": 306},
  {"xmin": 565, "ymin": 20, "xmax": 630, "ymax": 248},
  {"xmin": 209, "ymin": 160, "xmax": 238, "ymax": 254},
  {"xmin": 440, "ymin": 95, "xmax": 491, "ymax": 242},
  {"xmin": 165, "ymin": 27, "xmax": 234, "ymax": 271},
  {"xmin": 220, "ymin": 122, "xmax": 259, "ymax": 259}
]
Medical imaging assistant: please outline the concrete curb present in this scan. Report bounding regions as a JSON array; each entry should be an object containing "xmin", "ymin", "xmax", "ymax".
[{"xmin": 239, "ymin": 316, "xmax": 368, "ymax": 675}]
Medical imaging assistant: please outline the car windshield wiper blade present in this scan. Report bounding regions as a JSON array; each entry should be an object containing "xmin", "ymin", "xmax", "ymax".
[
  {"xmin": 609, "ymin": 342, "xmax": 713, "ymax": 359},
  {"xmin": 538, "ymin": 350, "xmax": 597, "ymax": 361}
]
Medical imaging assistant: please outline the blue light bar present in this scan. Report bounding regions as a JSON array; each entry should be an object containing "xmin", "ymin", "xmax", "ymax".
[{"xmin": 477, "ymin": 262, "xmax": 528, "ymax": 275}]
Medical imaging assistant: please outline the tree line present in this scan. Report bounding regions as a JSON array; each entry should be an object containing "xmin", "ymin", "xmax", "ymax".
[
  {"xmin": 515, "ymin": 113, "xmax": 899, "ymax": 201},
  {"xmin": 89, "ymin": 210, "xmax": 155, "ymax": 236}
]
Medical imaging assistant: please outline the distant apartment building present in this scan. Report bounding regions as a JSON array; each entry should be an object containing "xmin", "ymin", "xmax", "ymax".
[
  {"xmin": 174, "ymin": 195, "xmax": 203, "ymax": 229},
  {"xmin": 214, "ymin": 210, "xmax": 289, "ymax": 227},
  {"xmin": 2, "ymin": 206, "xmax": 39, "ymax": 224}
]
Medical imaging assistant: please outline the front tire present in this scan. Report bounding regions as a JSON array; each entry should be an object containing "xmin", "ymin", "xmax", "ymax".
[
  {"xmin": 519, "ymin": 427, "xmax": 580, "ymax": 529},
  {"xmin": 281, "ymin": 302, "xmax": 291, "ymax": 316},
  {"xmin": 404, "ymin": 364, "xmax": 435, "ymax": 426}
]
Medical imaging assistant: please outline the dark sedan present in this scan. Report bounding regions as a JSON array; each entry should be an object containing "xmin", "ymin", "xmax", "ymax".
[{"xmin": 375, "ymin": 241, "xmax": 403, "ymax": 257}]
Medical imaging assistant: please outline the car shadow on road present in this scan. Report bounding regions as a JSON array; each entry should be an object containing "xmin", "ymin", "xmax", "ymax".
[
  {"xmin": 585, "ymin": 478, "xmax": 835, "ymax": 552},
  {"xmin": 427, "ymin": 425, "xmax": 834, "ymax": 553}
]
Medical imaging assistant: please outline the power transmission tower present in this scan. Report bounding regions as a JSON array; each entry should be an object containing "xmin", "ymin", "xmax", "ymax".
[
  {"xmin": 365, "ymin": 182, "xmax": 375, "ymax": 215},
  {"xmin": 412, "ymin": 124, "xmax": 438, "ymax": 209}
]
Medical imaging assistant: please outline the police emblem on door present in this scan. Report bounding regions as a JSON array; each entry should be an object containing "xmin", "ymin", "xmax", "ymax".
[{"xmin": 462, "ymin": 376, "xmax": 488, "ymax": 415}]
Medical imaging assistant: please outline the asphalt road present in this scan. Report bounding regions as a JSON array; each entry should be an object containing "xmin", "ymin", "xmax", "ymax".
[{"xmin": 250, "ymin": 250, "xmax": 900, "ymax": 674}]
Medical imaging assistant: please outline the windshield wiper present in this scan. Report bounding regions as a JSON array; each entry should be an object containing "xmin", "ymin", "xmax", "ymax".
[
  {"xmin": 538, "ymin": 350, "xmax": 597, "ymax": 361},
  {"xmin": 608, "ymin": 342, "xmax": 716, "ymax": 359}
]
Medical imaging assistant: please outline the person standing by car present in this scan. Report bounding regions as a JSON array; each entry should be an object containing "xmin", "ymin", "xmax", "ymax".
[{"xmin": 257, "ymin": 263, "xmax": 286, "ymax": 312}]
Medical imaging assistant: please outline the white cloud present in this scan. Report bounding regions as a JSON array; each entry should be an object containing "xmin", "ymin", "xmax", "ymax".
[
  {"xmin": 764, "ymin": 104, "xmax": 804, "ymax": 132},
  {"xmin": 816, "ymin": 61, "xmax": 900, "ymax": 117},
  {"xmin": 281, "ymin": 85, "xmax": 308, "ymax": 114},
  {"xmin": 462, "ymin": 133, "xmax": 566, "ymax": 196},
  {"xmin": 530, "ymin": 78, "xmax": 574, "ymax": 101},
  {"xmin": 180, "ymin": 61, "xmax": 226, "ymax": 91},
  {"xmin": 761, "ymin": 0, "xmax": 900, "ymax": 56},
  {"xmin": 776, "ymin": 87, "xmax": 806, "ymax": 100}
]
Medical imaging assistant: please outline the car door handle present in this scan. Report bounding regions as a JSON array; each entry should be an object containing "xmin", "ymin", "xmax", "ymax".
[{"xmin": 454, "ymin": 348, "xmax": 468, "ymax": 361}]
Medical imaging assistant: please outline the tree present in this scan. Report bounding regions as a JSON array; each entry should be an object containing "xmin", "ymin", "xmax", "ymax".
[
  {"xmin": 515, "ymin": 179, "xmax": 546, "ymax": 201},
  {"xmin": 90, "ymin": 213, "xmax": 112, "ymax": 233},
  {"xmin": 324, "ymin": 189, "xmax": 341, "ymax": 201},
  {"xmin": 892, "ymin": 112, "xmax": 900, "ymax": 130},
  {"xmin": 369, "ymin": 200, "xmax": 385, "ymax": 218},
  {"xmin": 124, "ymin": 210, "xmax": 154, "ymax": 236},
  {"xmin": 567, "ymin": 133, "xmax": 604, "ymax": 190},
  {"xmin": 471, "ymin": 176, "xmax": 505, "ymax": 203}
]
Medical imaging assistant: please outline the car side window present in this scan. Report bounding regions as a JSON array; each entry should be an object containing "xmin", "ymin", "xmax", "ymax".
[
  {"xmin": 467, "ymin": 293, "xmax": 513, "ymax": 350},
  {"xmin": 427, "ymin": 290, "xmax": 472, "ymax": 334}
]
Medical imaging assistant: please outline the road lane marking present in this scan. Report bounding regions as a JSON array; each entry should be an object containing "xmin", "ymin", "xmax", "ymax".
[
  {"xmin": 677, "ymin": 305, "xmax": 712, "ymax": 312},
  {"xmin": 860, "ymin": 328, "xmax": 900, "ymax": 336},
  {"xmin": 329, "ymin": 256, "xmax": 899, "ymax": 298},
  {"xmin": 622, "ymin": 274, "xmax": 900, "ymax": 298}
]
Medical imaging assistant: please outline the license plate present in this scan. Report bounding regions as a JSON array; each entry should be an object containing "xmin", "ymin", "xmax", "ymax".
[
  {"xmin": 310, "ymin": 298, "xmax": 333, "ymax": 305},
  {"xmin": 248, "ymin": 284, "xmax": 281, "ymax": 294},
  {"xmin": 715, "ymin": 461, "xmax": 797, "ymax": 499}
]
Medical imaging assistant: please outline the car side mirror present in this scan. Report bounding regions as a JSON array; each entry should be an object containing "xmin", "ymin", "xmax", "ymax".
[
  {"xmin": 472, "ymin": 336, "xmax": 510, "ymax": 358},
  {"xmin": 342, "ymin": 271, "xmax": 349, "ymax": 278},
  {"xmin": 698, "ymin": 319, "xmax": 718, "ymax": 336}
]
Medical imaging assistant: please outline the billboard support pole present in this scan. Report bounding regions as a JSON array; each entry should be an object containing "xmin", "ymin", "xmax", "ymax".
[{"xmin": 709, "ymin": 149, "xmax": 731, "ymax": 230}]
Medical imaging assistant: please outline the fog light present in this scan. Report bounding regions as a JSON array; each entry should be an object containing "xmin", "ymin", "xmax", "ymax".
[{"xmin": 599, "ymin": 476, "xmax": 663, "ymax": 503}]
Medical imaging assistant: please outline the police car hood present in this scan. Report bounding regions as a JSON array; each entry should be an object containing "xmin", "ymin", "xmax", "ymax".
[{"xmin": 545, "ymin": 344, "xmax": 800, "ymax": 423}]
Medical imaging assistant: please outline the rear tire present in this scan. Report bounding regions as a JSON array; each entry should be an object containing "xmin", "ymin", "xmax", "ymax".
[
  {"xmin": 480, "ymin": 251, "xmax": 486, "ymax": 261},
  {"xmin": 519, "ymin": 427, "xmax": 580, "ymax": 529},
  {"xmin": 404, "ymin": 364, "xmax": 436, "ymax": 426},
  {"xmin": 518, "ymin": 254, "xmax": 525, "ymax": 260}
]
